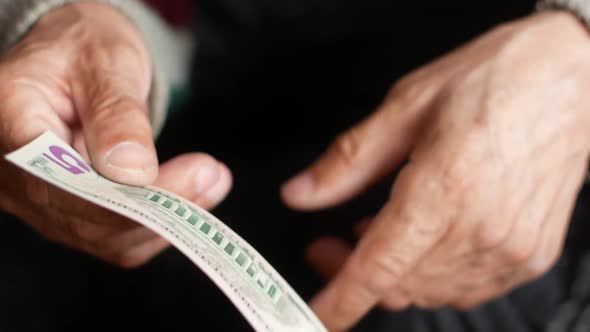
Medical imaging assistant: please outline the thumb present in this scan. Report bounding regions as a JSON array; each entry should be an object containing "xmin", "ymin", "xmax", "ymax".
[
  {"xmin": 281, "ymin": 101, "xmax": 422, "ymax": 211},
  {"xmin": 73, "ymin": 33, "xmax": 156, "ymax": 186}
]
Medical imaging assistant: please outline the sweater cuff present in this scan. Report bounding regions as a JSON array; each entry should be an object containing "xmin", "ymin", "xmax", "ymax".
[
  {"xmin": 0, "ymin": 0, "xmax": 170, "ymax": 137},
  {"xmin": 537, "ymin": 0, "xmax": 590, "ymax": 28}
]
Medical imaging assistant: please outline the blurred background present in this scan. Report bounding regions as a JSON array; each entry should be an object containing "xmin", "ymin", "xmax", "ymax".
[{"xmin": 5, "ymin": 1, "xmax": 584, "ymax": 331}]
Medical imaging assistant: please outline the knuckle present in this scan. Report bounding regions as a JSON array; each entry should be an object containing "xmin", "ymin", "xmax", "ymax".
[
  {"xmin": 112, "ymin": 251, "xmax": 149, "ymax": 269},
  {"xmin": 80, "ymin": 41, "xmax": 144, "ymax": 73},
  {"xmin": 410, "ymin": 211, "xmax": 451, "ymax": 241},
  {"xmin": 91, "ymin": 93, "xmax": 146, "ymax": 120},
  {"xmin": 434, "ymin": 140, "xmax": 489, "ymax": 199},
  {"xmin": 453, "ymin": 300, "xmax": 478, "ymax": 311},
  {"xmin": 67, "ymin": 219, "xmax": 103, "ymax": 242},
  {"xmin": 90, "ymin": 241, "xmax": 111, "ymax": 258},
  {"xmin": 388, "ymin": 163, "xmax": 421, "ymax": 198},
  {"xmin": 474, "ymin": 221, "xmax": 511, "ymax": 250},
  {"xmin": 505, "ymin": 247, "xmax": 532, "ymax": 265},
  {"xmin": 39, "ymin": 224, "xmax": 62, "ymax": 243},
  {"xmin": 66, "ymin": 219, "xmax": 86, "ymax": 240},
  {"xmin": 457, "ymin": 128, "xmax": 488, "ymax": 159},
  {"xmin": 40, "ymin": 223, "xmax": 80, "ymax": 251},
  {"xmin": 502, "ymin": 241, "xmax": 536, "ymax": 265},
  {"xmin": 331, "ymin": 294, "xmax": 366, "ymax": 320},
  {"xmin": 32, "ymin": 215, "xmax": 52, "ymax": 238},
  {"xmin": 330, "ymin": 129, "xmax": 364, "ymax": 168},
  {"xmin": 24, "ymin": 177, "xmax": 49, "ymax": 207},
  {"xmin": 88, "ymin": 96, "xmax": 150, "ymax": 141},
  {"xmin": 453, "ymin": 294, "xmax": 490, "ymax": 311},
  {"xmin": 391, "ymin": 176, "xmax": 452, "ymax": 239},
  {"xmin": 327, "ymin": 277, "xmax": 378, "ymax": 321},
  {"xmin": 459, "ymin": 126, "xmax": 489, "ymax": 154},
  {"xmin": 49, "ymin": 208, "xmax": 70, "ymax": 229},
  {"xmin": 414, "ymin": 298, "xmax": 445, "ymax": 310},
  {"xmin": 412, "ymin": 287, "xmax": 454, "ymax": 310},
  {"xmin": 390, "ymin": 78, "xmax": 418, "ymax": 104},
  {"xmin": 439, "ymin": 156, "xmax": 477, "ymax": 196},
  {"xmin": 527, "ymin": 252, "xmax": 560, "ymax": 278},
  {"xmin": 483, "ymin": 88, "xmax": 514, "ymax": 117},
  {"xmin": 389, "ymin": 72, "xmax": 437, "ymax": 108},
  {"xmin": 381, "ymin": 297, "xmax": 411, "ymax": 312},
  {"xmin": 362, "ymin": 252, "xmax": 406, "ymax": 293},
  {"xmin": 0, "ymin": 108, "xmax": 34, "ymax": 151},
  {"xmin": 389, "ymin": 75, "xmax": 414, "ymax": 95},
  {"xmin": 78, "ymin": 41, "xmax": 148, "ymax": 92}
]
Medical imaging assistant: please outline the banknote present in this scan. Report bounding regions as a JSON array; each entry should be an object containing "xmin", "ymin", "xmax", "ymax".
[{"xmin": 5, "ymin": 132, "xmax": 327, "ymax": 332}]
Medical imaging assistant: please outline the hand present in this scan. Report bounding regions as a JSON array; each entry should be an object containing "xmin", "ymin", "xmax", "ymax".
[
  {"xmin": 0, "ymin": 3, "xmax": 232, "ymax": 268},
  {"xmin": 282, "ymin": 11, "xmax": 590, "ymax": 330}
]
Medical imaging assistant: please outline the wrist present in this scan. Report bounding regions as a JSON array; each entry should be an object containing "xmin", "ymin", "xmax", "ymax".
[
  {"xmin": 522, "ymin": 10, "xmax": 590, "ymax": 45},
  {"xmin": 508, "ymin": 11, "xmax": 590, "ymax": 78},
  {"xmin": 504, "ymin": 12, "xmax": 590, "ymax": 153}
]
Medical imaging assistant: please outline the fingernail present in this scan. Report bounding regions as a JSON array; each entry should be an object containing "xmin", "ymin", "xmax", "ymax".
[
  {"xmin": 105, "ymin": 142, "xmax": 157, "ymax": 171},
  {"xmin": 194, "ymin": 163, "xmax": 221, "ymax": 195},
  {"xmin": 282, "ymin": 173, "xmax": 314, "ymax": 197}
]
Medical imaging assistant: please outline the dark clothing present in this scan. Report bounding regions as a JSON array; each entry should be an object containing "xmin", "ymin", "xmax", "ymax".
[{"xmin": 1, "ymin": 1, "xmax": 586, "ymax": 331}]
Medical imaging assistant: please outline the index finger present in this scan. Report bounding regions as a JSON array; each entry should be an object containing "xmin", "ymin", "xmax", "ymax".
[
  {"xmin": 47, "ymin": 181, "xmax": 136, "ymax": 229},
  {"xmin": 310, "ymin": 163, "xmax": 451, "ymax": 331}
]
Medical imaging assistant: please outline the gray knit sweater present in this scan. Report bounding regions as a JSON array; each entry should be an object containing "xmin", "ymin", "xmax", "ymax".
[{"xmin": 539, "ymin": 0, "xmax": 590, "ymax": 26}]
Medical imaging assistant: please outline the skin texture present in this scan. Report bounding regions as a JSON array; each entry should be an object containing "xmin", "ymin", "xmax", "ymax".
[
  {"xmin": 0, "ymin": 3, "xmax": 232, "ymax": 268},
  {"xmin": 282, "ymin": 11, "xmax": 590, "ymax": 331}
]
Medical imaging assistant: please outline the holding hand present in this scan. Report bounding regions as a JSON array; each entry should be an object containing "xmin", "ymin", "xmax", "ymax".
[
  {"xmin": 283, "ymin": 11, "xmax": 590, "ymax": 331},
  {"xmin": 0, "ymin": 3, "xmax": 232, "ymax": 268}
]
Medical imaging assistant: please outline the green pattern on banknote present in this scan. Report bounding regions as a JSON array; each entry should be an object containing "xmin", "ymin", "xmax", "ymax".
[{"xmin": 142, "ymin": 191, "xmax": 283, "ymax": 304}]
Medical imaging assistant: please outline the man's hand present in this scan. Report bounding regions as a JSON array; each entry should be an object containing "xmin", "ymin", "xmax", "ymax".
[
  {"xmin": 282, "ymin": 11, "xmax": 590, "ymax": 331},
  {"xmin": 0, "ymin": 3, "xmax": 232, "ymax": 268}
]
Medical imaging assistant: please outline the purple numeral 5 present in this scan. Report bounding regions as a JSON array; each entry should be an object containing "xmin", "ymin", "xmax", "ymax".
[{"xmin": 44, "ymin": 146, "xmax": 90, "ymax": 175}]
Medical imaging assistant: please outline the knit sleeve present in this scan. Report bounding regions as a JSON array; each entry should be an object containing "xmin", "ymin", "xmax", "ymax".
[{"xmin": 538, "ymin": 0, "xmax": 590, "ymax": 28}]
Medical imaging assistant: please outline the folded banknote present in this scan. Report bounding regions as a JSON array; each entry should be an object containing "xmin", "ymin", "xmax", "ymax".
[{"xmin": 5, "ymin": 132, "xmax": 327, "ymax": 332}]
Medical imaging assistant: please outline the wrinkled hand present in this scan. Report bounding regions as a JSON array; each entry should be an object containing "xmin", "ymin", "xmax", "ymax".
[
  {"xmin": 282, "ymin": 12, "xmax": 590, "ymax": 330},
  {"xmin": 0, "ymin": 3, "xmax": 232, "ymax": 268}
]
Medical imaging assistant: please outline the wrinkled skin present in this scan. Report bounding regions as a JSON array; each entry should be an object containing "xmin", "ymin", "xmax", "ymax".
[
  {"xmin": 0, "ymin": 3, "xmax": 232, "ymax": 268},
  {"xmin": 282, "ymin": 11, "xmax": 590, "ymax": 331}
]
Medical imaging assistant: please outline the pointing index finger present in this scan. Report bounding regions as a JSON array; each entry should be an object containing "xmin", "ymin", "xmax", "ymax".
[{"xmin": 310, "ymin": 164, "xmax": 451, "ymax": 331}]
